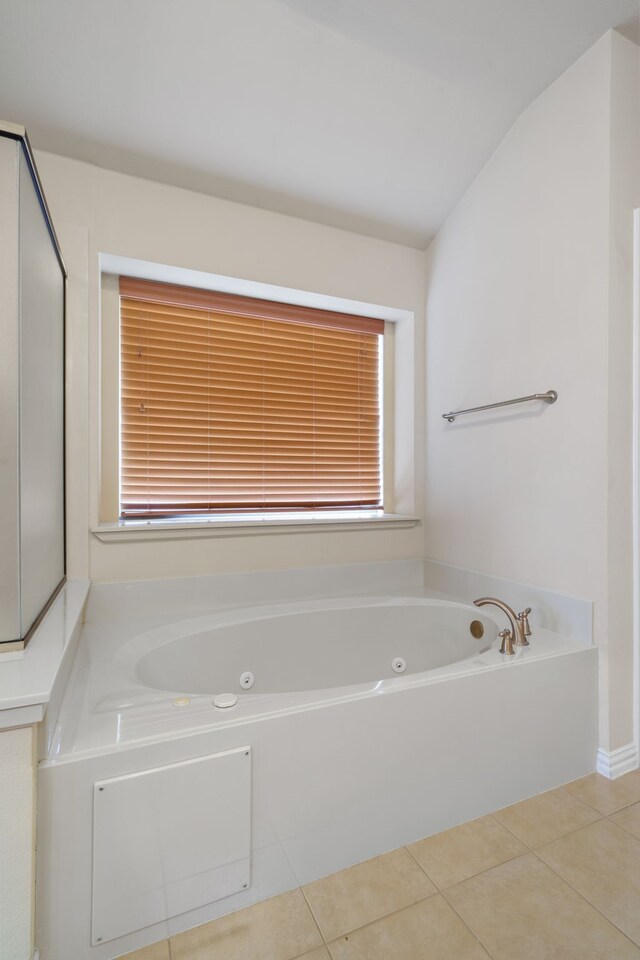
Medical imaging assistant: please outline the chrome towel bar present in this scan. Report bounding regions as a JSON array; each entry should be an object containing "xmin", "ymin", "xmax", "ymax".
[{"xmin": 442, "ymin": 390, "xmax": 558, "ymax": 423}]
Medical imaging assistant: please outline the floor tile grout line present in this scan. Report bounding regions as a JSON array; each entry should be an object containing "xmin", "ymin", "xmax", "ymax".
[
  {"xmin": 437, "ymin": 884, "xmax": 501, "ymax": 960},
  {"xmin": 290, "ymin": 944, "xmax": 329, "ymax": 960},
  {"xmin": 310, "ymin": 890, "xmax": 475, "ymax": 952},
  {"xmin": 491, "ymin": 807, "xmax": 604, "ymax": 854},
  {"xmin": 302, "ymin": 879, "xmax": 439, "ymax": 946},
  {"xmin": 601, "ymin": 799, "xmax": 640, "ymax": 815},
  {"xmin": 560, "ymin": 782, "xmax": 640, "ymax": 817},
  {"xmin": 321, "ymin": 899, "xmax": 422, "ymax": 949},
  {"xmin": 438, "ymin": 852, "xmax": 541, "ymax": 959},
  {"xmin": 503, "ymin": 780, "xmax": 608, "ymax": 820},
  {"xmin": 607, "ymin": 809, "xmax": 640, "ymax": 838},
  {"xmin": 556, "ymin": 777, "xmax": 606, "ymax": 817},
  {"xmin": 403, "ymin": 841, "xmax": 440, "ymax": 887},
  {"xmin": 316, "ymin": 888, "xmax": 504, "ymax": 960},
  {"xmin": 527, "ymin": 809, "xmax": 640, "ymax": 854},
  {"xmin": 299, "ymin": 846, "xmax": 443, "ymax": 945},
  {"xmin": 405, "ymin": 826, "xmax": 527, "ymax": 893},
  {"xmin": 488, "ymin": 810, "xmax": 535, "ymax": 849},
  {"xmin": 529, "ymin": 846, "xmax": 640, "ymax": 953},
  {"xmin": 299, "ymin": 883, "xmax": 330, "ymax": 945}
]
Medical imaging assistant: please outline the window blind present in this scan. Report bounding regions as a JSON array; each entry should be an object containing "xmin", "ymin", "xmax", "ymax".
[{"xmin": 119, "ymin": 278, "xmax": 383, "ymax": 519}]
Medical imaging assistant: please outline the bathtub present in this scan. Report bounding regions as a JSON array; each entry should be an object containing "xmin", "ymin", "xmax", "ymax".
[
  {"xmin": 128, "ymin": 597, "xmax": 496, "ymax": 698},
  {"xmin": 37, "ymin": 583, "xmax": 599, "ymax": 960}
]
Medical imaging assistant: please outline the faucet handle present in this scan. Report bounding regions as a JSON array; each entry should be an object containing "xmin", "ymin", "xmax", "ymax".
[
  {"xmin": 498, "ymin": 629, "xmax": 515, "ymax": 656},
  {"xmin": 517, "ymin": 607, "xmax": 532, "ymax": 637}
]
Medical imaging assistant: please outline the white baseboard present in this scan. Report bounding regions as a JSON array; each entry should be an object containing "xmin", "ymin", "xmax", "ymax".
[
  {"xmin": 596, "ymin": 743, "xmax": 639, "ymax": 779},
  {"xmin": 33, "ymin": 950, "xmax": 40, "ymax": 960}
]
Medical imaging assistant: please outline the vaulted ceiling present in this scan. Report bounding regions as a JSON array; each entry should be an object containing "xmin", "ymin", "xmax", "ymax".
[{"xmin": 0, "ymin": 0, "xmax": 637, "ymax": 247}]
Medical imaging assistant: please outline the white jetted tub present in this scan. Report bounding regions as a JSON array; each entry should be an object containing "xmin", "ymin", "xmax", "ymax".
[
  {"xmin": 37, "ymin": 589, "xmax": 598, "ymax": 960},
  {"xmin": 131, "ymin": 597, "xmax": 496, "ymax": 696}
]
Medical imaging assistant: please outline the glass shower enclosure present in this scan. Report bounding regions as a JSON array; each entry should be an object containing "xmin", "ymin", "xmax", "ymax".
[{"xmin": 0, "ymin": 122, "xmax": 66, "ymax": 650}]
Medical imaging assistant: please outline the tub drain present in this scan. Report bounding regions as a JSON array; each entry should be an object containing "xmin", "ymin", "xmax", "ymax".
[
  {"xmin": 240, "ymin": 671, "xmax": 255, "ymax": 689},
  {"xmin": 214, "ymin": 693, "xmax": 238, "ymax": 709},
  {"xmin": 392, "ymin": 657, "xmax": 406, "ymax": 674}
]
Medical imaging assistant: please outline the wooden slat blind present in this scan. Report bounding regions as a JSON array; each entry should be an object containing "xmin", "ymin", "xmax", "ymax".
[{"xmin": 119, "ymin": 278, "xmax": 383, "ymax": 518}]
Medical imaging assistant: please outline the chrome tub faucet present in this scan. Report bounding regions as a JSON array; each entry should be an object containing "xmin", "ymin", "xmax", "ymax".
[{"xmin": 473, "ymin": 597, "xmax": 531, "ymax": 656}]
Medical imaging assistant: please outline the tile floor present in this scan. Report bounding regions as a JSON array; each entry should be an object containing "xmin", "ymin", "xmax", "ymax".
[{"xmin": 121, "ymin": 770, "xmax": 640, "ymax": 960}]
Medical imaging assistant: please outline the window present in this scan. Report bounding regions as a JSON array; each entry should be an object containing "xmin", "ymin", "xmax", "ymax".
[{"xmin": 118, "ymin": 278, "xmax": 383, "ymax": 519}]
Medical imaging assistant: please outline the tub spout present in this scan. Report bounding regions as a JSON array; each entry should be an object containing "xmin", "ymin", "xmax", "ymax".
[{"xmin": 473, "ymin": 597, "xmax": 529, "ymax": 655}]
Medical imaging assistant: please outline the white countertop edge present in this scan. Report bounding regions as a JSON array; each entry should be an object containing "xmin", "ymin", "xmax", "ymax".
[
  {"xmin": 0, "ymin": 579, "xmax": 90, "ymax": 725},
  {"xmin": 92, "ymin": 513, "xmax": 421, "ymax": 542}
]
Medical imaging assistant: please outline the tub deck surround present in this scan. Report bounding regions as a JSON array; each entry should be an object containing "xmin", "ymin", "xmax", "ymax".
[
  {"xmin": 48, "ymin": 597, "xmax": 587, "ymax": 759},
  {"xmin": 81, "ymin": 559, "xmax": 427, "ymax": 625},
  {"xmin": 423, "ymin": 559, "xmax": 593, "ymax": 642},
  {"xmin": 0, "ymin": 578, "xmax": 89, "ymax": 729},
  {"xmin": 36, "ymin": 562, "xmax": 598, "ymax": 960},
  {"xmin": 60, "ymin": 595, "xmax": 501, "ymax": 757}
]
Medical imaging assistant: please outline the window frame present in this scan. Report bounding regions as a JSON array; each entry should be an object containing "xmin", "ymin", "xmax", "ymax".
[{"xmin": 96, "ymin": 258, "xmax": 418, "ymax": 540}]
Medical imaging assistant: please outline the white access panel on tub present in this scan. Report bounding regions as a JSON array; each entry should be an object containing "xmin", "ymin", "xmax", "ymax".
[{"xmin": 91, "ymin": 746, "xmax": 251, "ymax": 945}]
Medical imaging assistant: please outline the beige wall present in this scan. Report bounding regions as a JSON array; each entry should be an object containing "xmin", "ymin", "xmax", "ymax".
[
  {"xmin": 424, "ymin": 32, "xmax": 639, "ymax": 751},
  {"xmin": 0, "ymin": 726, "xmax": 36, "ymax": 960},
  {"xmin": 35, "ymin": 153, "xmax": 427, "ymax": 583}
]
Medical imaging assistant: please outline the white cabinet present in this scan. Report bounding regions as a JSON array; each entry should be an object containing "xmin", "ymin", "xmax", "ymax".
[{"xmin": 0, "ymin": 124, "xmax": 66, "ymax": 648}]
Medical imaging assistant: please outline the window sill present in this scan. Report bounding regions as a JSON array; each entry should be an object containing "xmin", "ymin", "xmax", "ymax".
[{"xmin": 91, "ymin": 512, "xmax": 420, "ymax": 543}]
